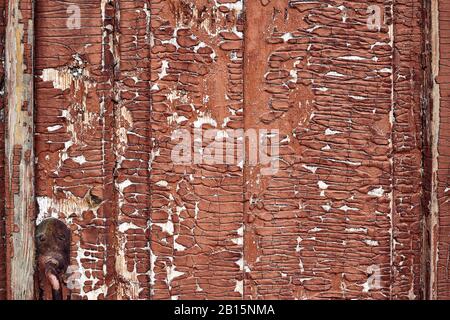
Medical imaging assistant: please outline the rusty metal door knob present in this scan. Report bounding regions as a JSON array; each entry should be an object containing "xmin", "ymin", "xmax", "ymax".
[{"xmin": 35, "ymin": 218, "xmax": 71, "ymax": 300}]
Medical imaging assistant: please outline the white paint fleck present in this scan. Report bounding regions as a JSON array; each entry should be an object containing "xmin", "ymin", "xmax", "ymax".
[
  {"xmin": 326, "ymin": 71, "xmax": 345, "ymax": 77},
  {"xmin": 194, "ymin": 201, "xmax": 200, "ymax": 219},
  {"xmin": 194, "ymin": 112, "xmax": 217, "ymax": 128},
  {"xmin": 364, "ymin": 240, "xmax": 379, "ymax": 247},
  {"xmin": 338, "ymin": 56, "xmax": 367, "ymax": 61},
  {"xmin": 234, "ymin": 280, "xmax": 243, "ymax": 295},
  {"xmin": 325, "ymin": 128, "xmax": 342, "ymax": 135},
  {"xmin": 47, "ymin": 125, "xmax": 63, "ymax": 132},
  {"xmin": 281, "ymin": 32, "xmax": 293, "ymax": 42},
  {"xmin": 368, "ymin": 187, "xmax": 385, "ymax": 197},
  {"xmin": 158, "ymin": 60, "xmax": 169, "ymax": 79},
  {"xmin": 118, "ymin": 222, "xmax": 140, "ymax": 233},
  {"xmin": 156, "ymin": 219, "xmax": 174, "ymax": 236},
  {"xmin": 326, "ymin": 158, "xmax": 361, "ymax": 166},
  {"xmin": 174, "ymin": 235, "xmax": 187, "ymax": 251},
  {"xmin": 72, "ymin": 155, "xmax": 87, "ymax": 165},
  {"xmin": 167, "ymin": 113, "xmax": 188, "ymax": 125},
  {"xmin": 349, "ymin": 95, "xmax": 367, "ymax": 100},
  {"xmin": 231, "ymin": 225, "xmax": 244, "ymax": 245},
  {"xmin": 303, "ymin": 164, "xmax": 318, "ymax": 174},
  {"xmin": 345, "ymin": 228, "xmax": 368, "ymax": 234},
  {"xmin": 318, "ymin": 181, "xmax": 329, "ymax": 190},
  {"xmin": 339, "ymin": 205, "xmax": 359, "ymax": 212},
  {"xmin": 166, "ymin": 264, "xmax": 184, "ymax": 286},
  {"xmin": 117, "ymin": 179, "xmax": 132, "ymax": 193},
  {"xmin": 156, "ymin": 180, "xmax": 169, "ymax": 188},
  {"xmin": 235, "ymin": 256, "xmax": 244, "ymax": 271},
  {"xmin": 377, "ymin": 68, "xmax": 392, "ymax": 73}
]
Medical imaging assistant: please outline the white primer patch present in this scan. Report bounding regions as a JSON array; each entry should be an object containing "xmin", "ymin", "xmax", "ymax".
[
  {"xmin": 325, "ymin": 128, "xmax": 342, "ymax": 135},
  {"xmin": 194, "ymin": 112, "xmax": 217, "ymax": 128},
  {"xmin": 231, "ymin": 225, "xmax": 244, "ymax": 245},
  {"xmin": 117, "ymin": 179, "xmax": 132, "ymax": 193},
  {"xmin": 281, "ymin": 33, "xmax": 293, "ymax": 42},
  {"xmin": 302, "ymin": 165, "xmax": 318, "ymax": 174},
  {"xmin": 318, "ymin": 181, "xmax": 329, "ymax": 190},
  {"xmin": 377, "ymin": 68, "xmax": 392, "ymax": 73},
  {"xmin": 338, "ymin": 56, "xmax": 367, "ymax": 61},
  {"xmin": 72, "ymin": 155, "xmax": 87, "ymax": 165},
  {"xmin": 156, "ymin": 180, "xmax": 169, "ymax": 188},
  {"xmin": 339, "ymin": 205, "xmax": 359, "ymax": 212},
  {"xmin": 118, "ymin": 222, "xmax": 141, "ymax": 233},
  {"xmin": 326, "ymin": 71, "xmax": 345, "ymax": 77},
  {"xmin": 362, "ymin": 265, "xmax": 381, "ymax": 292},
  {"xmin": 174, "ymin": 235, "xmax": 187, "ymax": 251},
  {"xmin": 235, "ymin": 256, "xmax": 244, "ymax": 271},
  {"xmin": 234, "ymin": 280, "xmax": 243, "ymax": 295},
  {"xmin": 368, "ymin": 187, "xmax": 385, "ymax": 197},
  {"xmin": 166, "ymin": 265, "xmax": 184, "ymax": 286},
  {"xmin": 47, "ymin": 125, "xmax": 63, "ymax": 132},
  {"xmin": 167, "ymin": 113, "xmax": 188, "ymax": 125},
  {"xmin": 364, "ymin": 240, "xmax": 379, "ymax": 247},
  {"xmin": 158, "ymin": 60, "xmax": 169, "ymax": 79},
  {"xmin": 345, "ymin": 228, "xmax": 368, "ymax": 234}
]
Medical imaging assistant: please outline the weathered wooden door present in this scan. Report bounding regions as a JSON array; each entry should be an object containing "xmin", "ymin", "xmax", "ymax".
[{"xmin": 0, "ymin": 0, "xmax": 449, "ymax": 300}]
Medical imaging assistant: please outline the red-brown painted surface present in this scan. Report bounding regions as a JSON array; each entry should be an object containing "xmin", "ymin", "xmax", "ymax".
[
  {"xmin": 391, "ymin": 0, "xmax": 424, "ymax": 299},
  {"xmin": 434, "ymin": 0, "xmax": 450, "ymax": 300},
  {"xmin": 34, "ymin": 0, "xmax": 117, "ymax": 299},
  {"xmin": 0, "ymin": 0, "xmax": 448, "ymax": 300},
  {"xmin": 150, "ymin": 0, "xmax": 245, "ymax": 300}
]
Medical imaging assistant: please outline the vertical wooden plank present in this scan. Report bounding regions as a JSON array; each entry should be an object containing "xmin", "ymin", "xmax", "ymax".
[
  {"xmin": 390, "ymin": 0, "xmax": 425, "ymax": 299},
  {"xmin": 150, "ymin": 0, "xmax": 245, "ymax": 299},
  {"xmin": 34, "ymin": 0, "xmax": 117, "ymax": 299},
  {"xmin": 243, "ymin": 0, "xmax": 423, "ymax": 299},
  {"xmin": 0, "ymin": 0, "xmax": 7, "ymax": 301},
  {"xmin": 113, "ymin": 0, "xmax": 152, "ymax": 300},
  {"xmin": 426, "ymin": 0, "xmax": 440, "ymax": 300},
  {"xmin": 421, "ymin": 0, "xmax": 434, "ymax": 300},
  {"xmin": 430, "ymin": 0, "xmax": 450, "ymax": 300},
  {"xmin": 4, "ymin": 0, "xmax": 35, "ymax": 300}
]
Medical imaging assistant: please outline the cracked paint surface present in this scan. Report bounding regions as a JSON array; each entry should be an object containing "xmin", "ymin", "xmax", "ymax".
[
  {"xmin": 0, "ymin": 0, "xmax": 448, "ymax": 300},
  {"xmin": 150, "ymin": 0, "xmax": 244, "ymax": 300}
]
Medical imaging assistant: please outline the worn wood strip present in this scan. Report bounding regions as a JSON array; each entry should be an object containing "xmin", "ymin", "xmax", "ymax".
[
  {"xmin": 0, "ymin": 0, "xmax": 7, "ymax": 301},
  {"xmin": 4, "ymin": 0, "xmax": 35, "ymax": 300},
  {"xmin": 432, "ymin": 0, "xmax": 450, "ymax": 300}
]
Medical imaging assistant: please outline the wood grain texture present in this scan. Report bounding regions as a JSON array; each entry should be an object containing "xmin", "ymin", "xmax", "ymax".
[
  {"xmin": 430, "ymin": 0, "xmax": 450, "ymax": 300},
  {"xmin": 4, "ymin": 0, "xmax": 35, "ymax": 300},
  {"xmin": 0, "ymin": 0, "xmax": 7, "ymax": 301}
]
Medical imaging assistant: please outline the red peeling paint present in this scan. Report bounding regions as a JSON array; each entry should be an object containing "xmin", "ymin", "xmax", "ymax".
[{"xmin": 0, "ymin": 0, "xmax": 448, "ymax": 300}]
